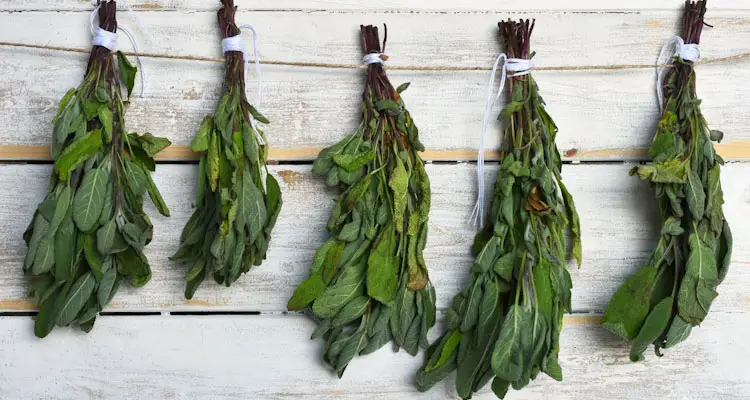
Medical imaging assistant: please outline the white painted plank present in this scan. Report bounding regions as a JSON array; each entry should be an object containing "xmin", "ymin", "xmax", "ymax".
[
  {"xmin": 0, "ymin": 11, "xmax": 748, "ymax": 160},
  {"xmin": 1, "ymin": 163, "xmax": 748, "ymax": 313},
  {"xmin": 0, "ymin": 313, "xmax": 748, "ymax": 399},
  {"xmin": 1, "ymin": 0, "xmax": 749, "ymax": 12}
]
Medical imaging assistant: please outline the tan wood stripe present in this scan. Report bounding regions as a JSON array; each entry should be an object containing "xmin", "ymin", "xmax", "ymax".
[{"xmin": 1, "ymin": 142, "xmax": 748, "ymax": 162}]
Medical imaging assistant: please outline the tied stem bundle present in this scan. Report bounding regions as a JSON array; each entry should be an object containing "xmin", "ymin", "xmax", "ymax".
[
  {"xmin": 172, "ymin": 0, "xmax": 282, "ymax": 299},
  {"xmin": 603, "ymin": 0, "xmax": 731, "ymax": 362},
  {"xmin": 417, "ymin": 20, "xmax": 582, "ymax": 399},
  {"xmin": 287, "ymin": 25, "xmax": 436, "ymax": 377},
  {"xmin": 23, "ymin": 1, "xmax": 171, "ymax": 338}
]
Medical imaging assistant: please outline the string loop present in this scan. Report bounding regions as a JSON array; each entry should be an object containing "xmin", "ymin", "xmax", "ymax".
[
  {"xmin": 469, "ymin": 55, "xmax": 533, "ymax": 229},
  {"xmin": 656, "ymin": 36, "xmax": 700, "ymax": 112}
]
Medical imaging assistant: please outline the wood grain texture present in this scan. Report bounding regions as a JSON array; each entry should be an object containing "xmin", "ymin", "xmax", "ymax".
[
  {"xmin": 0, "ymin": 11, "xmax": 749, "ymax": 161},
  {"xmin": 2, "ymin": 0, "xmax": 749, "ymax": 11},
  {"xmin": 1, "ymin": 312, "xmax": 749, "ymax": 399},
  {"xmin": 1, "ymin": 163, "xmax": 749, "ymax": 314}
]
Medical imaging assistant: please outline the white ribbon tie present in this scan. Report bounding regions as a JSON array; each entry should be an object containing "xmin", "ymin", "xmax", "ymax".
[
  {"xmin": 469, "ymin": 54, "xmax": 534, "ymax": 229},
  {"xmin": 90, "ymin": 1, "xmax": 148, "ymax": 97},
  {"xmin": 656, "ymin": 36, "xmax": 700, "ymax": 112},
  {"xmin": 363, "ymin": 53, "xmax": 386, "ymax": 66}
]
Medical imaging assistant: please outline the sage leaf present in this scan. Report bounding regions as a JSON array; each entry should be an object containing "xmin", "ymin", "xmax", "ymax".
[{"xmin": 73, "ymin": 164, "xmax": 108, "ymax": 232}]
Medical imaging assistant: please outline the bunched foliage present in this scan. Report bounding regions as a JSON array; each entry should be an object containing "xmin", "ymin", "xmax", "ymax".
[
  {"xmin": 416, "ymin": 20, "xmax": 582, "ymax": 399},
  {"xmin": 172, "ymin": 0, "xmax": 282, "ymax": 299},
  {"xmin": 603, "ymin": 0, "xmax": 731, "ymax": 362},
  {"xmin": 24, "ymin": 1, "xmax": 171, "ymax": 337},
  {"xmin": 287, "ymin": 25, "xmax": 436, "ymax": 377}
]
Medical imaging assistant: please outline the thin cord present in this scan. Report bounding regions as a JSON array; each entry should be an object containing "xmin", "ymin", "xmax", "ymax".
[{"xmin": 1, "ymin": 41, "xmax": 749, "ymax": 72}]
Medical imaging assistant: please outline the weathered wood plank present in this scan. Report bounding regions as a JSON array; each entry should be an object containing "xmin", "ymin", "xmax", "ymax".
[
  {"xmin": 1, "ymin": 11, "xmax": 748, "ymax": 161},
  {"xmin": 1, "ymin": 0, "xmax": 749, "ymax": 11},
  {"xmin": 0, "ymin": 312, "xmax": 748, "ymax": 399},
  {"xmin": 1, "ymin": 163, "xmax": 748, "ymax": 313}
]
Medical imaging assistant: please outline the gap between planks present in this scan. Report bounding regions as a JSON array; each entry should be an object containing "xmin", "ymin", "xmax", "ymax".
[
  {"xmin": 2, "ymin": 142, "xmax": 750, "ymax": 162},
  {"xmin": 0, "ymin": 301, "xmax": 604, "ymax": 326}
]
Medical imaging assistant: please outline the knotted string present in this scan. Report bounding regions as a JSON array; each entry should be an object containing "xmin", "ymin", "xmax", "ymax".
[
  {"xmin": 469, "ymin": 54, "xmax": 534, "ymax": 229},
  {"xmin": 90, "ymin": 1, "xmax": 148, "ymax": 97},
  {"xmin": 221, "ymin": 24, "xmax": 265, "ymax": 145},
  {"xmin": 656, "ymin": 36, "xmax": 700, "ymax": 112}
]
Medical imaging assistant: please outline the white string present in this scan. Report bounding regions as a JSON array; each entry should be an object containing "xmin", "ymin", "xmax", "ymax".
[
  {"xmin": 363, "ymin": 53, "xmax": 386, "ymax": 65},
  {"xmin": 89, "ymin": 2, "xmax": 147, "ymax": 97},
  {"xmin": 656, "ymin": 36, "xmax": 700, "ymax": 112},
  {"xmin": 222, "ymin": 24, "xmax": 265, "ymax": 146},
  {"xmin": 469, "ymin": 55, "xmax": 534, "ymax": 229}
]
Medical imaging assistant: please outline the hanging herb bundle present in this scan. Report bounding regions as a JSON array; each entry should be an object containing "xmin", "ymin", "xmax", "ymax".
[
  {"xmin": 172, "ymin": 0, "xmax": 282, "ymax": 299},
  {"xmin": 23, "ymin": 1, "xmax": 171, "ymax": 338},
  {"xmin": 602, "ymin": 0, "xmax": 731, "ymax": 362},
  {"xmin": 416, "ymin": 20, "xmax": 581, "ymax": 399},
  {"xmin": 287, "ymin": 25, "xmax": 436, "ymax": 376}
]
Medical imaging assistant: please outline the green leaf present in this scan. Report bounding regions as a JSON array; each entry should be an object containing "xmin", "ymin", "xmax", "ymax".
[
  {"xmin": 678, "ymin": 232, "xmax": 719, "ymax": 325},
  {"xmin": 32, "ymin": 237, "xmax": 55, "ymax": 275},
  {"xmin": 558, "ymin": 179, "xmax": 582, "ymax": 266},
  {"xmin": 54, "ymin": 129, "xmax": 104, "ymax": 180},
  {"xmin": 81, "ymin": 232, "xmax": 104, "ymax": 281},
  {"xmin": 143, "ymin": 166, "xmax": 170, "ymax": 217},
  {"xmin": 115, "ymin": 247, "xmax": 152, "ymax": 287},
  {"xmin": 248, "ymin": 104, "xmax": 270, "ymax": 124},
  {"xmin": 491, "ymin": 305, "xmax": 530, "ymax": 382},
  {"xmin": 685, "ymin": 169, "xmax": 706, "ymax": 220},
  {"xmin": 366, "ymin": 225, "xmax": 399, "ymax": 304},
  {"xmin": 375, "ymin": 100, "xmax": 400, "ymax": 111},
  {"xmin": 242, "ymin": 122, "xmax": 259, "ymax": 163},
  {"xmin": 311, "ymin": 274, "xmax": 364, "ymax": 319},
  {"xmin": 133, "ymin": 132, "xmax": 172, "ymax": 157},
  {"xmin": 664, "ymin": 316, "xmax": 692, "ymax": 349},
  {"xmin": 333, "ymin": 151, "xmax": 375, "ymax": 172},
  {"xmin": 389, "ymin": 156, "xmax": 409, "ymax": 233},
  {"xmin": 73, "ymin": 164, "xmax": 108, "ymax": 232},
  {"xmin": 631, "ymin": 158, "xmax": 687, "ymax": 183},
  {"xmin": 49, "ymin": 185, "xmax": 71, "ymax": 235},
  {"xmin": 116, "ymin": 51, "xmax": 137, "ymax": 98},
  {"xmin": 240, "ymin": 171, "xmax": 268, "ymax": 243},
  {"xmin": 56, "ymin": 272, "xmax": 97, "ymax": 326},
  {"xmin": 54, "ymin": 210, "xmax": 76, "ymax": 281},
  {"xmin": 96, "ymin": 218, "xmax": 117, "ymax": 255},
  {"xmin": 97, "ymin": 265, "xmax": 117, "ymax": 308},
  {"xmin": 396, "ymin": 82, "xmax": 411, "ymax": 93},
  {"xmin": 661, "ymin": 216, "xmax": 684, "ymax": 236},
  {"xmin": 602, "ymin": 265, "xmax": 658, "ymax": 340},
  {"xmin": 332, "ymin": 296, "xmax": 369, "ymax": 327},
  {"xmin": 98, "ymin": 107, "xmax": 113, "ymax": 142},
  {"xmin": 493, "ymin": 252, "xmax": 515, "ymax": 282},
  {"xmin": 425, "ymin": 330, "xmax": 462, "ymax": 372},
  {"xmin": 265, "ymin": 174, "xmax": 283, "ymax": 233},
  {"xmin": 630, "ymin": 296, "xmax": 673, "ymax": 362},
  {"xmin": 709, "ymin": 130, "xmax": 724, "ymax": 143},
  {"xmin": 191, "ymin": 116, "xmax": 213, "ymax": 152},
  {"xmin": 54, "ymin": 89, "xmax": 77, "ymax": 122},
  {"xmin": 288, "ymin": 273, "xmax": 326, "ymax": 311}
]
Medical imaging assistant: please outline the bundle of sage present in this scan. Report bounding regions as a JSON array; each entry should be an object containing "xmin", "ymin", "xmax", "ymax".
[
  {"xmin": 23, "ymin": 1, "xmax": 171, "ymax": 337},
  {"xmin": 417, "ymin": 20, "xmax": 581, "ymax": 399},
  {"xmin": 603, "ymin": 0, "xmax": 731, "ymax": 362},
  {"xmin": 172, "ymin": 0, "xmax": 281, "ymax": 299},
  {"xmin": 287, "ymin": 25, "xmax": 436, "ymax": 376}
]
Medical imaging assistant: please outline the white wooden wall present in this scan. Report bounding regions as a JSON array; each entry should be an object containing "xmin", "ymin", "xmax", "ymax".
[{"xmin": 0, "ymin": 1, "xmax": 748, "ymax": 399}]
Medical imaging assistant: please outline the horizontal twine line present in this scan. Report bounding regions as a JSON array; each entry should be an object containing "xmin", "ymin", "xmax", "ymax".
[{"xmin": 1, "ymin": 41, "xmax": 749, "ymax": 72}]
